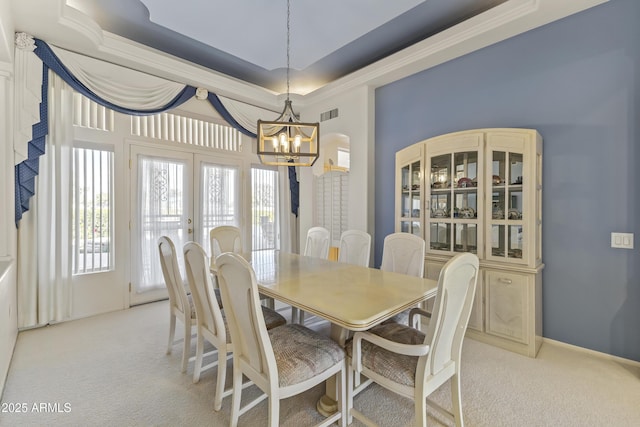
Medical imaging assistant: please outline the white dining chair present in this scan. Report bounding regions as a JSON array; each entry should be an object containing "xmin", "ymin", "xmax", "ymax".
[
  {"xmin": 380, "ymin": 232, "xmax": 426, "ymax": 325},
  {"xmin": 347, "ymin": 252, "xmax": 480, "ymax": 427},
  {"xmin": 183, "ymin": 242, "xmax": 286, "ymax": 411},
  {"xmin": 338, "ymin": 230, "xmax": 371, "ymax": 267},
  {"xmin": 157, "ymin": 236, "xmax": 196, "ymax": 374},
  {"xmin": 304, "ymin": 226, "xmax": 330, "ymax": 259},
  {"xmin": 215, "ymin": 252, "xmax": 347, "ymax": 427},
  {"xmin": 297, "ymin": 226, "xmax": 331, "ymax": 324},
  {"xmin": 209, "ymin": 225, "xmax": 242, "ymax": 271},
  {"xmin": 210, "ymin": 225, "xmax": 274, "ymax": 309}
]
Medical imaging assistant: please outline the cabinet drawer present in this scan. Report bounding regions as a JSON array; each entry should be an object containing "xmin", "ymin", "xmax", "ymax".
[{"xmin": 485, "ymin": 270, "xmax": 529, "ymax": 344}]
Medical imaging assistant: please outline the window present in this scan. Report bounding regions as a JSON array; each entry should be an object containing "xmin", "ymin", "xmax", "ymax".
[
  {"xmin": 251, "ymin": 167, "xmax": 279, "ymax": 251},
  {"xmin": 72, "ymin": 146, "xmax": 115, "ymax": 274}
]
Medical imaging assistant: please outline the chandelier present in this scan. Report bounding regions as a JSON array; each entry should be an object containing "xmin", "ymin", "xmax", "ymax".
[{"xmin": 256, "ymin": 0, "xmax": 319, "ymax": 167}]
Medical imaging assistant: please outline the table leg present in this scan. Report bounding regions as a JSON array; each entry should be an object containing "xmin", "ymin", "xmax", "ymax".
[{"xmin": 317, "ymin": 324, "xmax": 350, "ymax": 417}]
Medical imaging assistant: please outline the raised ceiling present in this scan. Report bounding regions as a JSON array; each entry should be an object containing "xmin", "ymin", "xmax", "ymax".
[
  {"xmin": 10, "ymin": 0, "xmax": 608, "ymax": 104},
  {"xmin": 69, "ymin": 0, "xmax": 507, "ymax": 94}
]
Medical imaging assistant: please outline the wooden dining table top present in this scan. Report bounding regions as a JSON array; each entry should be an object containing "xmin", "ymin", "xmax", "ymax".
[{"xmin": 244, "ymin": 250, "xmax": 438, "ymax": 332}]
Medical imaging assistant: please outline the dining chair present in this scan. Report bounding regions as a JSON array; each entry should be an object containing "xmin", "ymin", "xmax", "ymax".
[
  {"xmin": 338, "ymin": 230, "xmax": 371, "ymax": 267},
  {"xmin": 157, "ymin": 236, "xmax": 196, "ymax": 374},
  {"xmin": 347, "ymin": 252, "xmax": 480, "ymax": 427},
  {"xmin": 209, "ymin": 225, "xmax": 243, "ymax": 270},
  {"xmin": 209, "ymin": 225, "xmax": 274, "ymax": 309},
  {"xmin": 297, "ymin": 226, "xmax": 331, "ymax": 324},
  {"xmin": 304, "ymin": 226, "xmax": 331, "ymax": 259},
  {"xmin": 380, "ymin": 232, "xmax": 426, "ymax": 325},
  {"xmin": 215, "ymin": 252, "xmax": 347, "ymax": 427},
  {"xmin": 183, "ymin": 242, "xmax": 286, "ymax": 411}
]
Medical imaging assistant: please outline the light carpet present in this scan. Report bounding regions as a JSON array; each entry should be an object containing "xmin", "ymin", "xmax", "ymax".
[{"xmin": 1, "ymin": 300, "xmax": 639, "ymax": 426}]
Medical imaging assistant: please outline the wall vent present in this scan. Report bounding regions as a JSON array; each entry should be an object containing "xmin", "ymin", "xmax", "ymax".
[{"xmin": 320, "ymin": 108, "xmax": 339, "ymax": 122}]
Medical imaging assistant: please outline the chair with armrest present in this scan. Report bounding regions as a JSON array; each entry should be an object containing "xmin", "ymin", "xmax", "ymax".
[
  {"xmin": 216, "ymin": 252, "xmax": 347, "ymax": 427},
  {"xmin": 183, "ymin": 242, "xmax": 286, "ymax": 411},
  {"xmin": 347, "ymin": 252, "xmax": 480, "ymax": 426},
  {"xmin": 157, "ymin": 236, "xmax": 196, "ymax": 374},
  {"xmin": 338, "ymin": 230, "xmax": 371, "ymax": 267}
]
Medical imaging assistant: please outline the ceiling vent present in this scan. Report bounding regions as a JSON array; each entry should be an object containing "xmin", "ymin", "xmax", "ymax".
[{"xmin": 320, "ymin": 108, "xmax": 339, "ymax": 122}]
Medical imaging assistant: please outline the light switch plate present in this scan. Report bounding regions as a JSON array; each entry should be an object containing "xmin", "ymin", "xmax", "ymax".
[{"xmin": 611, "ymin": 232, "xmax": 634, "ymax": 249}]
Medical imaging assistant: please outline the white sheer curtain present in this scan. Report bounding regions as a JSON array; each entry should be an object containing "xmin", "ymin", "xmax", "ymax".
[
  {"xmin": 17, "ymin": 72, "xmax": 74, "ymax": 328},
  {"xmin": 135, "ymin": 156, "xmax": 189, "ymax": 294}
]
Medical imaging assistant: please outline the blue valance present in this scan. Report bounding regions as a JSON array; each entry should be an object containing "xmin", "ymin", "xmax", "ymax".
[{"xmin": 15, "ymin": 38, "xmax": 299, "ymax": 225}]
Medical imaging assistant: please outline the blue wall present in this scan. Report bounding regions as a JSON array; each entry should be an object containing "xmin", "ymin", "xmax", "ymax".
[{"xmin": 374, "ymin": 0, "xmax": 640, "ymax": 360}]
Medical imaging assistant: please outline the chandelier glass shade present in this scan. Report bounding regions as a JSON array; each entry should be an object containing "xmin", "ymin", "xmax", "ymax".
[{"xmin": 256, "ymin": 0, "xmax": 319, "ymax": 167}]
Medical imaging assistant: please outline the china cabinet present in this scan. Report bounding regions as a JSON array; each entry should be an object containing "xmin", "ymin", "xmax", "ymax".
[{"xmin": 395, "ymin": 128, "xmax": 543, "ymax": 357}]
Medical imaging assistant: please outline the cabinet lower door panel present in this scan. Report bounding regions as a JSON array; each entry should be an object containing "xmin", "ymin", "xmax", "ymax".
[{"xmin": 485, "ymin": 270, "xmax": 529, "ymax": 344}]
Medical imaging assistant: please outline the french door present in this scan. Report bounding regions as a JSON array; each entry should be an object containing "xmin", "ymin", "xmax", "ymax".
[{"xmin": 129, "ymin": 144, "xmax": 241, "ymax": 305}]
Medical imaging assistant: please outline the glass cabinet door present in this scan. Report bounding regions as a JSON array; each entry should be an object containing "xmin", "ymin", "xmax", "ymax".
[
  {"xmin": 490, "ymin": 150, "xmax": 525, "ymax": 261},
  {"xmin": 428, "ymin": 151, "xmax": 479, "ymax": 254},
  {"xmin": 399, "ymin": 160, "xmax": 422, "ymax": 237}
]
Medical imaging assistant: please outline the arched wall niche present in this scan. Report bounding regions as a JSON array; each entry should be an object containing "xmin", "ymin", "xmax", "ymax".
[{"xmin": 312, "ymin": 132, "xmax": 350, "ymax": 177}]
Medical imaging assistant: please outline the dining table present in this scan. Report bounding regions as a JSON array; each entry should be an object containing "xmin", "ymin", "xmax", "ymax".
[{"xmin": 241, "ymin": 249, "xmax": 439, "ymax": 416}]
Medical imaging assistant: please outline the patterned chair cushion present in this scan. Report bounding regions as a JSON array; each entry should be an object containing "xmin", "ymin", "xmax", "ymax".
[
  {"xmin": 269, "ymin": 324, "xmax": 345, "ymax": 387},
  {"xmin": 262, "ymin": 307, "xmax": 287, "ymax": 330},
  {"xmin": 381, "ymin": 309, "xmax": 410, "ymax": 326},
  {"xmin": 346, "ymin": 322, "xmax": 425, "ymax": 387}
]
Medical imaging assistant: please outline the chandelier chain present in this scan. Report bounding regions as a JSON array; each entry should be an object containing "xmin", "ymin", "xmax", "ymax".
[{"xmin": 286, "ymin": 0, "xmax": 290, "ymax": 101}]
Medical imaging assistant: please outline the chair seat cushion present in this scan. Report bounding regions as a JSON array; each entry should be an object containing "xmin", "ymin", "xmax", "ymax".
[
  {"xmin": 347, "ymin": 323, "xmax": 425, "ymax": 387},
  {"xmin": 269, "ymin": 324, "xmax": 345, "ymax": 387},
  {"xmin": 262, "ymin": 307, "xmax": 287, "ymax": 330},
  {"xmin": 381, "ymin": 309, "xmax": 410, "ymax": 326}
]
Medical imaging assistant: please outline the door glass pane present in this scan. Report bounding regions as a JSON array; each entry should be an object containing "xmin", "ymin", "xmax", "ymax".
[
  {"xmin": 492, "ymin": 188, "xmax": 505, "ymax": 219},
  {"xmin": 509, "ymin": 153, "xmax": 523, "ymax": 185},
  {"xmin": 454, "ymin": 223, "xmax": 477, "ymax": 254},
  {"xmin": 137, "ymin": 157, "xmax": 188, "ymax": 293},
  {"xmin": 509, "ymin": 226, "xmax": 523, "ymax": 259},
  {"xmin": 430, "ymin": 155, "xmax": 450, "ymax": 189},
  {"xmin": 431, "ymin": 193, "xmax": 450, "ymax": 218},
  {"xmin": 509, "ymin": 190, "xmax": 523, "ymax": 220},
  {"xmin": 454, "ymin": 151, "xmax": 478, "ymax": 187},
  {"xmin": 201, "ymin": 163, "xmax": 239, "ymax": 255},
  {"xmin": 430, "ymin": 222, "xmax": 451, "ymax": 251},
  {"xmin": 492, "ymin": 224, "xmax": 505, "ymax": 257},
  {"xmin": 252, "ymin": 167, "xmax": 279, "ymax": 251},
  {"xmin": 411, "ymin": 221, "xmax": 421, "ymax": 237},
  {"xmin": 492, "ymin": 151, "xmax": 506, "ymax": 186}
]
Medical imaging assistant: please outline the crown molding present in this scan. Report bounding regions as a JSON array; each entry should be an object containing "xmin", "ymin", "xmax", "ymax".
[
  {"xmin": 9, "ymin": 0, "xmax": 609, "ymax": 110},
  {"xmin": 304, "ymin": 0, "xmax": 610, "ymax": 105}
]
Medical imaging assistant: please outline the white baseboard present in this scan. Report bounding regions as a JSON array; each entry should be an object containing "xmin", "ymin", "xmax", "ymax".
[{"xmin": 542, "ymin": 337, "xmax": 640, "ymax": 368}]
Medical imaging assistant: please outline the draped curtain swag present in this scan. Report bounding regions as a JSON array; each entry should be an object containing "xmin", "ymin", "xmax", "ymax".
[{"xmin": 14, "ymin": 35, "xmax": 299, "ymax": 226}]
